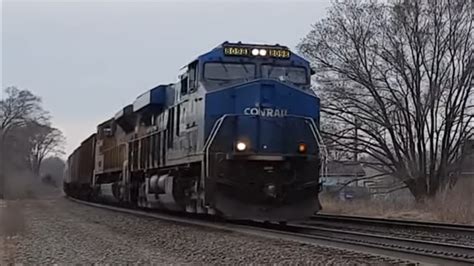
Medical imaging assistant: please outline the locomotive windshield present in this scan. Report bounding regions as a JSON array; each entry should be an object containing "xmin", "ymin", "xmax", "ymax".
[
  {"xmin": 204, "ymin": 62, "xmax": 256, "ymax": 81},
  {"xmin": 261, "ymin": 65, "xmax": 308, "ymax": 85},
  {"xmin": 203, "ymin": 61, "xmax": 309, "ymax": 88}
]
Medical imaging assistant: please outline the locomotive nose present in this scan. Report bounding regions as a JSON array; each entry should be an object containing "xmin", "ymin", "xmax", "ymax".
[
  {"xmin": 204, "ymin": 79, "xmax": 322, "ymax": 221},
  {"xmin": 206, "ymin": 79, "xmax": 320, "ymax": 155}
]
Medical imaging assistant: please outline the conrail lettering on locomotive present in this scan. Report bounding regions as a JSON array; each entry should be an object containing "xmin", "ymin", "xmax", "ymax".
[{"xmin": 243, "ymin": 107, "xmax": 288, "ymax": 117}]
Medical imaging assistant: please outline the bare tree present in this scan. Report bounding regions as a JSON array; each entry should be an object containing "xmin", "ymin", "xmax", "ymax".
[
  {"xmin": 298, "ymin": 0, "xmax": 473, "ymax": 200},
  {"xmin": 0, "ymin": 87, "xmax": 45, "ymax": 137},
  {"xmin": 322, "ymin": 122, "xmax": 355, "ymax": 161},
  {"xmin": 1, "ymin": 87, "xmax": 43, "ymax": 197},
  {"xmin": 0, "ymin": 87, "xmax": 62, "ymax": 197},
  {"xmin": 26, "ymin": 122, "xmax": 65, "ymax": 177}
]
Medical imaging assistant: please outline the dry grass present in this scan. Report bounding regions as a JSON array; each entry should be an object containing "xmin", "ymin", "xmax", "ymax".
[
  {"xmin": 425, "ymin": 179, "xmax": 474, "ymax": 224},
  {"xmin": 320, "ymin": 179, "xmax": 474, "ymax": 225}
]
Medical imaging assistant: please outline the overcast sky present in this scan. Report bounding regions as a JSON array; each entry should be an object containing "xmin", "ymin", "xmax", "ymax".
[{"xmin": 2, "ymin": 0, "xmax": 330, "ymax": 155}]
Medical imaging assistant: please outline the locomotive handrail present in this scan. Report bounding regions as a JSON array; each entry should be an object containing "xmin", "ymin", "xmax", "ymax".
[
  {"xmin": 203, "ymin": 114, "xmax": 234, "ymax": 178},
  {"xmin": 202, "ymin": 114, "xmax": 328, "ymax": 179},
  {"xmin": 283, "ymin": 114, "xmax": 328, "ymax": 179},
  {"xmin": 202, "ymin": 115, "xmax": 231, "ymax": 152},
  {"xmin": 306, "ymin": 118, "xmax": 329, "ymax": 179}
]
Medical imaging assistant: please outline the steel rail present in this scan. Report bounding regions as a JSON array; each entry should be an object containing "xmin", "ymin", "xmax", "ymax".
[
  {"xmin": 312, "ymin": 214, "xmax": 474, "ymax": 235},
  {"xmin": 69, "ymin": 197, "xmax": 473, "ymax": 265},
  {"xmin": 279, "ymin": 223, "xmax": 474, "ymax": 265}
]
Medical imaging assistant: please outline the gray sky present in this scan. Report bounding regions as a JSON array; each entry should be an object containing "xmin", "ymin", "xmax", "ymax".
[{"xmin": 2, "ymin": 0, "xmax": 330, "ymax": 155}]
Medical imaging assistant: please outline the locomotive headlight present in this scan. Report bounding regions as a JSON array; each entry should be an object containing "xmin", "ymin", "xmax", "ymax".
[
  {"xmin": 264, "ymin": 183, "xmax": 277, "ymax": 198},
  {"xmin": 251, "ymin": 48, "xmax": 260, "ymax": 56},
  {"xmin": 298, "ymin": 143, "xmax": 307, "ymax": 153},
  {"xmin": 259, "ymin": 49, "xmax": 267, "ymax": 56},
  {"xmin": 236, "ymin": 142, "xmax": 247, "ymax": 151}
]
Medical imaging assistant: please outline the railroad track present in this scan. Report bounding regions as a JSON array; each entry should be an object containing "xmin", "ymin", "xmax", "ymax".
[
  {"xmin": 273, "ymin": 223, "xmax": 474, "ymax": 265},
  {"xmin": 312, "ymin": 213, "xmax": 474, "ymax": 235},
  {"xmin": 308, "ymin": 214, "xmax": 474, "ymax": 248},
  {"xmin": 299, "ymin": 214, "xmax": 474, "ymax": 264},
  {"xmin": 68, "ymin": 197, "xmax": 474, "ymax": 265}
]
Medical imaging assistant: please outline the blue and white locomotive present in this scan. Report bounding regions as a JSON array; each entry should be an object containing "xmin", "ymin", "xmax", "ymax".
[{"xmin": 64, "ymin": 42, "xmax": 326, "ymax": 221}]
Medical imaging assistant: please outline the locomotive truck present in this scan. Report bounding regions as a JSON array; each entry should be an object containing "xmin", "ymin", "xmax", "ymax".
[{"xmin": 64, "ymin": 42, "xmax": 327, "ymax": 221}]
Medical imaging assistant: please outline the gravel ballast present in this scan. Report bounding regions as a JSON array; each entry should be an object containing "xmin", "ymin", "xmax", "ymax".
[{"xmin": 1, "ymin": 195, "xmax": 408, "ymax": 264}]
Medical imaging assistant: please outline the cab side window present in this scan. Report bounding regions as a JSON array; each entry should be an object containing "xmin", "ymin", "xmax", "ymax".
[
  {"xmin": 188, "ymin": 61, "xmax": 198, "ymax": 93},
  {"xmin": 180, "ymin": 75, "xmax": 188, "ymax": 96}
]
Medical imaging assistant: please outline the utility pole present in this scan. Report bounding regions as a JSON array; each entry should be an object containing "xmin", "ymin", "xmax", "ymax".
[
  {"xmin": 0, "ymin": 88, "xmax": 4, "ymax": 199},
  {"xmin": 354, "ymin": 116, "xmax": 358, "ymax": 162},
  {"xmin": 0, "ymin": 132, "xmax": 4, "ymax": 199}
]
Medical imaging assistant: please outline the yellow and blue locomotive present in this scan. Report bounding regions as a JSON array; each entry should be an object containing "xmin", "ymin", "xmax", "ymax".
[{"xmin": 64, "ymin": 42, "xmax": 326, "ymax": 221}]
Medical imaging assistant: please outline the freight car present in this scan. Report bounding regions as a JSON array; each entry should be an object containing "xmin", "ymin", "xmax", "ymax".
[
  {"xmin": 64, "ymin": 134, "xmax": 95, "ymax": 199},
  {"xmin": 64, "ymin": 42, "xmax": 327, "ymax": 221}
]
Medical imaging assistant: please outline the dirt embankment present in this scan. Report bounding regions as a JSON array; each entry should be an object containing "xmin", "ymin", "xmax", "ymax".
[
  {"xmin": 0, "ymin": 175, "xmax": 61, "ymax": 264},
  {"xmin": 1, "ymin": 196, "xmax": 405, "ymax": 265},
  {"xmin": 1, "ymin": 200, "xmax": 27, "ymax": 264}
]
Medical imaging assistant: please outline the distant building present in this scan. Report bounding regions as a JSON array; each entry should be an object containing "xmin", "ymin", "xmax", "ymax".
[
  {"xmin": 360, "ymin": 165, "xmax": 412, "ymax": 201},
  {"xmin": 322, "ymin": 160, "xmax": 412, "ymax": 201},
  {"xmin": 322, "ymin": 140, "xmax": 474, "ymax": 202},
  {"xmin": 321, "ymin": 161, "xmax": 369, "ymax": 200},
  {"xmin": 322, "ymin": 161, "xmax": 365, "ymax": 185},
  {"xmin": 460, "ymin": 139, "xmax": 474, "ymax": 178}
]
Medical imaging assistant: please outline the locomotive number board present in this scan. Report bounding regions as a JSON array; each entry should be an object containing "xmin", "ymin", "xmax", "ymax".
[{"xmin": 224, "ymin": 46, "xmax": 291, "ymax": 59}]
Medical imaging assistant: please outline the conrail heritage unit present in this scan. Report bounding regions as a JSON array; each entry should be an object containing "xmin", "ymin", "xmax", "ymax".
[{"xmin": 64, "ymin": 42, "xmax": 326, "ymax": 222}]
